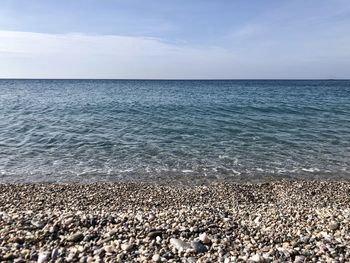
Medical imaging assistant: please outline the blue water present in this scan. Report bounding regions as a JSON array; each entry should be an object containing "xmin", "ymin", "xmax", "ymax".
[{"xmin": 0, "ymin": 79, "xmax": 349, "ymax": 183}]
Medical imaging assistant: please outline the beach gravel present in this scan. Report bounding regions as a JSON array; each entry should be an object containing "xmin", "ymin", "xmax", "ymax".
[{"xmin": 0, "ymin": 180, "xmax": 349, "ymax": 262}]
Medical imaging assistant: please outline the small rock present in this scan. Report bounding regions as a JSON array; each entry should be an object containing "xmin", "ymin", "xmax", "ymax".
[
  {"xmin": 104, "ymin": 245, "xmax": 113, "ymax": 253},
  {"xmin": 31, "ymin": 219, "xmax": 45, "ymax": 228},
  {"xmin": 86, "ymin": 256, "xmax": 94, "ymax": 263},
  {"xmin": 294, "ymin": 255, "xmax": 306, "ymax": 262},
  {"xmin": 249, "ymin": 254, "xmax": 263, "ymax": 262},
  {"xmin": 149, "ymin": 213, "xmax": 155, "ymax": 220},
  {"xmin": 37, "ymin": 252, "xmax": 49, "ymax": 263},
  {"xmin": 108, "ymin": 229, "xmax": 117, "ymax": 237},
  {"xmin": 66, "ymin": 253, "xmax": 75, "ymax": 262},
  {"xmin": 79, "ymin": 257, "xmax": 87, "ymax": 263},
  {"xmin": 51, "ymin": 249, "xmax": 59, "ymax": 261},
  {"xmin": 49, "ymin": 224, "xmax": 59, "ymax": 233},
  {"xmin": 328, "ymin": 222, "xmax": 340, "ymax": 231},
  {"xmin": 152, "ymin": 254, "xmax": 161, "ymax": 262},
  {"xmin": 187, "ymin": 257, "xmax": 196, "ymax": 263},
  {"xmin": 63, "ymin": 217, "xmax": 74, "ymax": 226},
  {"xmin": 68, "ymin": 232, "xmax": 84, "ymax": 243},
  {"xmin": 198, "ymin": 233, "xmax": 210, "ymax": 244},
  {"xmin": 121, "ymin": 243, "xmax": 133, "ymax": 251},
  {"xmin": 191, "ymin": 241, "xmax": 208, "ymax": 253},
  {"xmin": 170, "ymin": 238, "xmax": 191, "ymax": 251}
]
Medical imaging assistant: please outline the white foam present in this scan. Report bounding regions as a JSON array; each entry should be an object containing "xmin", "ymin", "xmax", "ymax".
[{"xmin": 302, "ymin": 168, "xmax": 320, "ymax": 172}]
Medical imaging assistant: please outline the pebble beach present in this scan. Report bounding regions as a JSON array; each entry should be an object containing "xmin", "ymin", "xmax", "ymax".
[{"xmin": 0, "ymin": 181, "xmax": 349, "ymax": 262}]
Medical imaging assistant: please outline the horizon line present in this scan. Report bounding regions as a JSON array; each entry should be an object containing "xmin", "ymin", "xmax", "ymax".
[{"xmin": 0, "ymin": 78, "xmax": 349, "ymax": 81}]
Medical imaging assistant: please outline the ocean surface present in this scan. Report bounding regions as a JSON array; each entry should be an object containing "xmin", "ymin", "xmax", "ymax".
[{"xmin": 0, "ymin": 79, "xmax": 349, "ymax": 183}]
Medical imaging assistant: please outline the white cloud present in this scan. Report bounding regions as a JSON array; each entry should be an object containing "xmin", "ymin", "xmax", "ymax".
[
  {"xmin": 0, "ymin": 31, "xmax": 238, "ymax": 79},
  {"xmin": 0, "ymin": 30, "xmax": 349, "ymax": 79}
]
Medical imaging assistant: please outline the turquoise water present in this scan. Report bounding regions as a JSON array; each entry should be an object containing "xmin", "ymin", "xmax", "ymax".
[{"xmin": 0, "ymin": 79, "xmax": 349, "ymax": 183}]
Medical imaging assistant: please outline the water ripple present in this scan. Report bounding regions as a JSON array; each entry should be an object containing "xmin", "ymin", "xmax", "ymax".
[{"xmin": 0, "ymin": 79, "xmax": 349, "ymax": 183}]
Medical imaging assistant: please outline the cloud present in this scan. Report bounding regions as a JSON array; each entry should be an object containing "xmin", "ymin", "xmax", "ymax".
[
  {"xmin": 0, "ymin": 30, "xmax": 238, "ymax": 79},
  {"xmin": 0, "ymin": 30, "xmax": 349, "ymax": 79}
]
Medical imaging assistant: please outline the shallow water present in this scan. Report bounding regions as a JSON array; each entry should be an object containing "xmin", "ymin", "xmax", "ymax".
[{"xmin": 0, "ymin": 79, "xmax": 349, "ymax": 183}]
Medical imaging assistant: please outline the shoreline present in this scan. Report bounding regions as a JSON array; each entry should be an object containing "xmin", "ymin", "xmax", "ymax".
[
  {"xmin": 0, "ymin": 180, "xmax": 349, "ymax": 262},
  {"xmin": 2, "ymin": 173, "xmax": 350, "ymax": 186}
]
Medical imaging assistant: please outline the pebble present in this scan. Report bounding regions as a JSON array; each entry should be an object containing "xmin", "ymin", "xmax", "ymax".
[
  {"xmin": 51, "ymin": 248, "xmax": 58, "ymax": 261},
  {"xmin": 294, "ymin": 255, "xmax": 306, "ymax": 262},
  {"xmin": 103, "ymin": 245, "xmax": 113, "ymax": 253},
  {"xmin": 170, "ymin": 238, "xmax": 192, "ymax": 251},
  {"xmin": 0, "ymin": 181, "xmax": 349, "ymax": 262},
  {"xmin": 37, "ymin": 252, "xmax": 49, "ymax": 263},
  {"xmin": 68, "ymin": 232, "xmax": 84, "ymax": 242},
  {"xmin": 31, "ymin": 219, "xmax": 45, "ymax": 228},
  {"xmin": 199, "ymin": 233, "xmax": 211, "ymax": 244},
  {"xmin": 121, "ymin": 243, "xmax": 133, "ymax": 251},
  {"xmin": 191, "ymin": 241, "xmax": 208, "ymax": 253},
  {"xmin": 249, "ymin": 253, "xmax": 263, "ymax": 262},
  {"xmin": 152, "ymin": 254, "xmax": 161, "ymax": 262},
  {"xmin": 328, "ymin": 221, "xmax": 340, "ymax": 231}
]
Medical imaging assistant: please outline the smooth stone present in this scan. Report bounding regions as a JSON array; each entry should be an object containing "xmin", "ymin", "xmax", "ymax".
[
  {"xmin": 108, "ymin": 229, "xmax": 117, "ymax": 236},
  {"xmin": 37, "ymin": 252, "xmax": 49, "ymax": 263},
  {"xmin": 191, "ymin": 241, "xmax": 208, "ymax": 253},
  {"xmin": 86, "ymin": 256, "xmax": 94, "ymax": 263},
  {"xmin": 121, "ymin": 243, "xmax": 133, "ymax": 251},
  {"xmin": 103, "ymin": 245, "xmax": 113, "ymax": 253},
  {"xmin": 187, "ymin": 257, "xmax": 196, "ymax": 263},
  {"xmin": 149, "ymin": 214, "xmax": 156, "ymax": 220},
  {"xmin": 170, "ymin": 238, "xmax": 191, "ymax": 251},
  {"xmin": 68, "ymin": 232, "xmax": 84, "ymax": 243},
  {"xmin": 199, "ymin": 233, "xmax": 210, "ymax": 244},
  {"xmin": 49, "ymin": 224, "xmax": 59, "ymax": 233},
  {"xmin": 152, "ymin": 254, "xmax": 161, "ymax": 262},
  {"xmin": 51, "ymin": 249, "xmax": 59, "ymax": 261},
  {"xmin": 31, "ymin": 220, "xmax": 45, "ymax": 228},
  {"xmin": 63, "ymin": 217, "xmax": 74, "ymax": 226},
  {"xmin": 93, "ymin": 248, "xmax": 105, "ymax": 256},
  {"xmin": 294, "ymin": 255, "xmax": 306, "ymax": 262},
  {"xmin": 249, "ymin": 254, "xmax": 263, "ymax": 262},
  {"xmin": 96, "ymin": 237, "xmax": 112, "ymax": 245},
  {"xmin": 328, "ymin": 222, "xmax": 340, "ymax": 231}
]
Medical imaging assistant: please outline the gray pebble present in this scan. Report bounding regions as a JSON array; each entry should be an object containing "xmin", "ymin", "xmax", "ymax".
[
  {"xmin": 68, "ymin": 232, "xmax": 84, "ymax": 242},
  {"xmin": 191, "ymin": 241, "xmax": 208, "ymax": 253},
  {"xmin": 328, "ymin": 222, "xmax": 340, "ymax": 231},
  {"xmin": 170, "ymin": 238, "xmax": 191, "ymax": 251}
]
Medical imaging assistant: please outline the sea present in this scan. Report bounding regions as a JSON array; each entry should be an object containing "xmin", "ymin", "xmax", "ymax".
[{"xmin": 0, "ymin": 79, "xmax": 349, "ymax": 183}]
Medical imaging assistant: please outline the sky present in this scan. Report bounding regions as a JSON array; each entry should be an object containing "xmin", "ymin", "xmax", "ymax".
[{"xmin": 0, "ymin": 0, "xmax": 350, "ymax": 79}]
